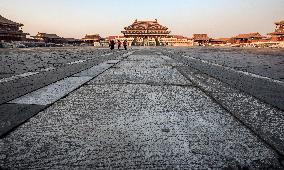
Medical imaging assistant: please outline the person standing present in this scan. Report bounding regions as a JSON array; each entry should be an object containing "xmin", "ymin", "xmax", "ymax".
[
  {"xmin": 109, "ymin": 40, "xmax": 115, "ymax": 50},
  {"xmin": 117, "ymin": 40, "xmax": 121, "ymax": 50},
  {"xmin": 123, "ymin": 40, "xmax": 127, "ymax": 50}
]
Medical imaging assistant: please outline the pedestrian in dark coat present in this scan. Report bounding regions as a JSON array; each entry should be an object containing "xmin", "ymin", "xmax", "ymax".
[
  {"xmin": 117, "ymin": 40, "xmax": 121, "ymax": 49},
  {"xmin": 109, "ymin": 40, "xmax": 115, "ymax": 50},
  {"xmin": 123, "ymin": 40, "xmax": 127, "ymax": 50}
]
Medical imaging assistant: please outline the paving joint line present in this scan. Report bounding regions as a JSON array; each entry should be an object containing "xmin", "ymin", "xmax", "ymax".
[{"xmin": 88, "ymin": 82, "xmax": 196, "ymax": 88}]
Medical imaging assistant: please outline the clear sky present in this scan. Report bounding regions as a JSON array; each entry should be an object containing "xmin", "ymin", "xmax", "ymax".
[{"xmin": 0, "ymin": 0, "xmax": 283, "ymax": 39}]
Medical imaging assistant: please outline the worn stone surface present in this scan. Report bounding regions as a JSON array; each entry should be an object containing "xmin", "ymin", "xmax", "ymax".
[
  {"xmin": 168, "ymin": 48, "xmax": 284, "ymax": 110},
  {"xmin": 167, "ymin": 47, "xmax": 284, "ymax": 81},
  {"xmin": 177, "ymin": 64, "xmax": 284, "ymax": 156},
  {"xmin": 89, "ymin": 55, "xmax": 191, "ymax": 86},
  {"xmin": 0, "ymin": 57, "xmax": 126, "ymax": 138},
  {"xmin": 0, "ymin": 84, "xmax": 282, "ymax": 169},
  {"xmin": 0, "ymin": 47, "xmax": 129, "ymax": 105},
  {"xmin": 0, "ymin": 103, "xmax": 45, "ymax": 137},
  {"xmin": 0, "ymin": 51, "xmax": 282, "ymax": 169}
]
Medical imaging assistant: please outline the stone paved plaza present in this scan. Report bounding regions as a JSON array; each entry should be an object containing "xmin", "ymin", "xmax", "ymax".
[{"xmin": 0, "ymin": 48, "xmax": 283, "ymax": 169}]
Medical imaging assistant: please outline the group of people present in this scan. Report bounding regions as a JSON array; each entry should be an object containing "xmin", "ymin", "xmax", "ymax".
[{"xmin": 109, "ymin": 40, "xmax": 128, "ymax": 50}]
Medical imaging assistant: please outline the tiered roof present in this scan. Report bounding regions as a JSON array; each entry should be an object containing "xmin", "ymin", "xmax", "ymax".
[
  {"xmin": 269, "ymin": 21, "xmax": 284, "ymax": 36},
  {"xmin": 122, "ymin": 19, "xmax": 171, "ymax": 35},
  {"xmin": 0, "ymin": 15, "xmax": 23, "ymax": 26}
]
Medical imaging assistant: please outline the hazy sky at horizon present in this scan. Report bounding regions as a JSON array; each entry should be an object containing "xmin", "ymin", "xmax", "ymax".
[{"xmin": 0, "ymin": 0, "xmax": 283, "ymax": 38}]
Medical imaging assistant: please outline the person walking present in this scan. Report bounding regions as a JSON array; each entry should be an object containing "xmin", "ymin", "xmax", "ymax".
[
  {"xmin": 109, "ymin": 40, "xmax": 115, "ymax": 50},
  {"xmin": 123, "ymin": 40, "xmax": 127, "ymax": 50},
  {"xmin": 117, "ymin": 40, "xmax": 121, "ymax": 50}
]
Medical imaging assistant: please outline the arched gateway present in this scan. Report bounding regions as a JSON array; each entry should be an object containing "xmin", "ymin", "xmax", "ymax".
[{"xmin": 121, "ymin": 19, "xmax": 171, "ymax": 46}]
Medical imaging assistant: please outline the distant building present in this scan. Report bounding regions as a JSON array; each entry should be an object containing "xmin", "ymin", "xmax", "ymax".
[
  {"xmin": 82, "ymin": 34, "xmax": 101, "ymax": 45},
  {"xmin": 209, "ymin": 38, "xmax": 233, "ymax": 45},
  {"xmin": 0, "ymin": 15, "xmax": 29, "ymax": 41},
  {"xmin": 268, "ymin": 21, "xmax": 284, "ymax": 41},
  {"xmin": 99, "ymin": 38, "xmax": 109, "ymax": 47},
  {"xmin": 160, "ymin": 35, "xmax": 193, "ymax": 46},
  {"xmin": 193, "ymin": 34, "xmax": 210, "ymax": 45},
  {"xmin": 31, "ymin": 32, "xmax": 65, "ymax": 43},
  {"xmin": 122, "ymin": 19, "xmax": 171, "ymax": 46},
  {"xmin": 64, "ymin": 38, "xmax": 83, "ymax": 45},
  {"xmin": 232, "ymin": 32, "xmax": 265, "ymax": 44}
]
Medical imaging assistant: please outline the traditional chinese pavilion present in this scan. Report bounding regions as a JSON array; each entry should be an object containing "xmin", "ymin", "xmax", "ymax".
[
  {"xmin": 0, "ymin": 15, "xmax": 28, "ymax": 41},
  {"xmin": 268, "ymin": 21, "xmax": 284, "ymax": 41},
  {"xmin": 193, "ymin": 34, "xmax": 210, "ymax": 45},
  {"xmin": 82, "ymin": 34, "xmax": 101, "ymax": 44},
  {"xmin": 121, "ymin": 19, "xmax": 171, "ymax": 46},
  {"xmin": 233, "ymin": 32, "xmax": 264, "ymax": 44},
  {"xmin": 32, "ymin": 32, "xmax": 65, "ymax": 43}
]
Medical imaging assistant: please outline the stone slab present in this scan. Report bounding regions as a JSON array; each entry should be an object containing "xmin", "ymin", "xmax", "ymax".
[
  {"xmin": 9, "ymin": 76, "xmax": 92, "ymax": 105},
  {"xmin": 0, "ymin": 103, "xmax": 45, "ymax": 137},
  {"xmin": 73, "ymin": 62, "xmax": 113, "ymax": 77}
]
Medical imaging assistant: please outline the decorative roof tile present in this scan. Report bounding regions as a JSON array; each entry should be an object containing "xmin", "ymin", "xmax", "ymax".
[{"xmin": 124, "ymin": 19, "xmax": 168, "ymax": 30}]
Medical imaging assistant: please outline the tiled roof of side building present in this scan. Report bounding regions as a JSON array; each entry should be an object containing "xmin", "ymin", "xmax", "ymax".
[
  {"xmin": 83, "ymin": 34, "xmax": 101, "ymax": 39},
  {"xmin": 0, "ymin": 15, "xmax": 23, "ymax": 26},
  {"xmin": 193, "ymin": 34, "xmax": 210, "ymax": 41},
  {"xmin": 45, "ymin": 34, "xmax": 62, "ymax": 39},
  {"xmin": 234, "ymin": 32, "xmax": 264, "ymax": 39},
  {"xmin": 32, "ymin": 33, "xmax": 62, "ymax": 39}
]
